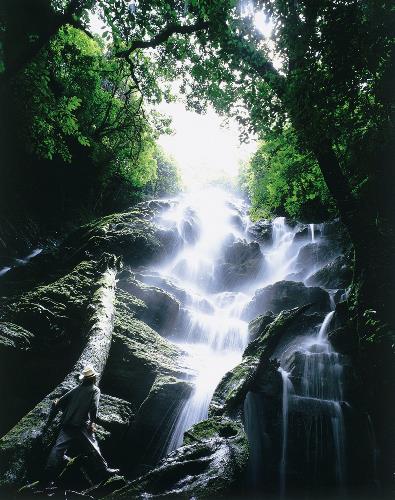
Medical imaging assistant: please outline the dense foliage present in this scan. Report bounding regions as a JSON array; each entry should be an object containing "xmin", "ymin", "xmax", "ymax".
[
  {"xmin": 240, "ymin": 127, "xmax": 335, "ymax": 221},
  {"xmin": 0, "ymin": 3, "xmax": 180, "ymax": 227}
]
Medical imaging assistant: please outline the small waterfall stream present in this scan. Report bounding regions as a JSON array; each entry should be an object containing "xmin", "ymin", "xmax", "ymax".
[
  {"xmin": 140, "ymin": 188, "xmax": 350, "ymax": 494},
  {"xmin": 0, "ymin": 247, "xmax": 42, "ymax": 277}
]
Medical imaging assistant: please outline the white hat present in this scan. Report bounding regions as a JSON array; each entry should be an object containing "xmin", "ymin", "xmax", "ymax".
[{"xmin": 78, "ymin": 365, "xmax": 98, "ymax": 381}]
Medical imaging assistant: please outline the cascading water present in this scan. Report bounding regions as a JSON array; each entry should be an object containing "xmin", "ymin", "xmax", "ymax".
[
  {"xmin": 140, "ymin": 188, "xmax": 350, "ymax": 495},
  {"xmin": 149, "ymin": 189, "xmax": 253, "ymax": 453},
  {"xmin": 0, "ymin": 247, "xmax": 42, "ymax": 278},
  {"xmin": 278, "ymin": 368, "xmax": 293, "ymax": 498}
]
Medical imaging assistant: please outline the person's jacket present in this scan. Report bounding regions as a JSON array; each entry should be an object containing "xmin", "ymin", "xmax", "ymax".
[{"xmin": 57, "ymin": 382, "xmax": 100, "ymax": 428}]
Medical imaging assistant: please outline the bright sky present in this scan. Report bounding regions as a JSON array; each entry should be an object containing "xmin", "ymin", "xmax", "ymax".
[
  {"xmin": 157, "ymin": 102, "xmax": 256, "ymax": 188},
  {"xmin": 89, "ymin": 7, "xmax": 275, "ymax": 189}
]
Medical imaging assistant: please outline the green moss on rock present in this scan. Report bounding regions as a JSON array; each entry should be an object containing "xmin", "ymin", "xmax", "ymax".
[
  {"xmin": 109, "ymin": 419, "xmax": 249, "ymax": 499},
  {"xmin": 0, "ymin": 322, "xmax": 34, "ymax": 352},
  {"xmin": 210, "ymin": 305, "xmax": 312, "ymax": 417},
  {"xmin": 100, "ymin": 291, "xmax": 189, "ymax": 409},
  {"xmin": 1, "ymin": 260, "xmax": 98, "ymax": 343}
]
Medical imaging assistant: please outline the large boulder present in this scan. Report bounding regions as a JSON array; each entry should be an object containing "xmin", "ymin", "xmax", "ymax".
[
  {"xmin": 214, "ymin": 239, "xmax": 265, "ymax": 291},
  {"xmin": 61, "ymin": 202, "xmax": 178, "ymax": 268},
  {"xmin": 0, "ymin": 260, "xmax": 99, "ymax": 343},
  {"xmin": 126, "ymin": 375, "xmax": 193, "ymax": 468},
  {"xmin": 295, "ymin": 241, "xmax": 340, "ymax": 272},
  {"xmin": 210, "ymin": 306, "xmax": 312, "ymax": 417},
  {"xmin": 242, "ymin": 281, "xmax": 330, "ymax": 322},
  {"xmin": 117, "ymin": 271, "xmax": 180, "ymax": 334},
  {"xmin": 94, "ymin": 395, "xmax": 134, "ymax": 467},
  {"xmin": 100, "ymin": 289, "xmax": 189, "ymax": 410},
  {"xmin": 133, "ymin": 269, "xmax": 193, "ymax": 306},
  {"xmin": 306, "ymin": 255, "xmax": 352, "ymax": 289},
  {"xmin": 110, "ymin": 417, "xmax": 249, "ymax": 499}
]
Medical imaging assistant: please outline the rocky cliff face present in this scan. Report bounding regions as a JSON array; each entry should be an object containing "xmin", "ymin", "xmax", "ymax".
[{"xmin": 0, "ymin": 195, "xmax": 376, "ymax": 499}]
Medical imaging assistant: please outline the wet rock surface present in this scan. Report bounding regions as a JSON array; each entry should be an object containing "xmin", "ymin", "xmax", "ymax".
[
  {"xmin": 214, "ymin": 239, "xmax": 265, "ymax": 291},
  {"xmin": 306, "ymin": 254, "xmax": 352, "ymax": 289},
  {"xmin": 243, "ymin": 280, "xmax": 330, "ymax": 321},
  {"xmin": 247, "ymin": 220, "xmax": 273, "ymax": 245},
  {"xmin": 110, "ymin": 417, "xmax": 249, "ymax": 499},
  {"xmin": 0, "ymin": 198, "xmax": 362, "ymax": 499}
]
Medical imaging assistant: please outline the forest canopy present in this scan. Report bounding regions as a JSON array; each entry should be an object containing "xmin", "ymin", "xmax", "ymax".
[{"xmin": 0, "ymin": 3, "xmax": 181, "ymax": 226}]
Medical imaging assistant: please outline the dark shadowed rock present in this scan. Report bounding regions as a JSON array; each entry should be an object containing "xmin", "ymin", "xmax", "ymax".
[
  {"xmin": 110, "ymin": 418, "xmax": 248, "ymax": 499},
  {"xmin": 306, "ymin": 255, "xmax": 352, "ymax": 289},
  {"xmin": 242, "ymin": 281, "xmax": 330, "ymax": 321},
  {"xmin": 117, "ymin": 272, "xmax": 180, "ymax": 333},
  {"xmin": 0, "ymin": 260, "xmax": 98, "ymax": 343},
  {"xmin": 295, "ymin": 242, "xmax": 340, "ymax": 271},
  {"xmin": 247, "ymin": 220, "xmax": 272, "ymax": 245},
  {"xmin": 328, "ymin": 326, "xmax": 359, "ymax": 355},
  {"xmin": 0, "ymin": 322, "xmax": 34, "ymax": 353},
  {"xmin": 214, "ymin": 239, "xmax": 265, "ymax": 291},
  {"xmin": 126, "ymin": 375, "xmax": 193, "ymax": 467},
  {"xmin": 94, "ymin": 395, "xmax": 133, "ymax": 466},
  {"xmin": 83, "ymin": 475, "xmax": 127, "ymax": 498}
]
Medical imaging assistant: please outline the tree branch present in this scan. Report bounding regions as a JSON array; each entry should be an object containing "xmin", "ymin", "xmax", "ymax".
[{"xmin": 116, "ymin": 19, "xmax": 210, "ymax": 59}]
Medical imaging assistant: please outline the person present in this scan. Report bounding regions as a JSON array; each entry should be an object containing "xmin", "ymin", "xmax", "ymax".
[{"xmin": 42, "ymin": 365, "xmax": 119, "ymax": 485}]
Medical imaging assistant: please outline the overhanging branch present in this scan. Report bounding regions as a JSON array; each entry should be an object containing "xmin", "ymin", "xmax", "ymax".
[{"xmin": 116, "ymin": 19, "xmax": 210, "ymax": 59}]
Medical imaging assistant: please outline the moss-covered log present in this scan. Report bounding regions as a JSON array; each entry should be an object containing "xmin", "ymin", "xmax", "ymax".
[{"xmin": 0, "ymin": 253, "xmax": 120, "ymax": 489}]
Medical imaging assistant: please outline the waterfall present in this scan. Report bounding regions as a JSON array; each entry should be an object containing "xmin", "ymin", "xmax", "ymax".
[
  {"xmin": 310, "ymin": 223, "xmax": 315, "ymax": 242},
  {"xmin": 281, "ymin": 310, "xmax": 347, "ymax": 490},
  {"xmin": 151, "ymin": 189, "xmax": 251, "ymax": 453},
  {"xmin": 278, "ymin": 368, "xmax": 293, "ymax": 498},
  {"xmin": 0, "ymin": 247, "xmax": 42, "ymax": 278},
  {"xmin": 142, "ymin": 188, "xmax": 349, "ymax": 494}
]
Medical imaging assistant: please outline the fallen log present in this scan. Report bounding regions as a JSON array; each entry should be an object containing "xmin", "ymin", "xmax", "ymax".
[{"xmin": 0, "ymin": 253, "xmax": 120, "ymax": 489}]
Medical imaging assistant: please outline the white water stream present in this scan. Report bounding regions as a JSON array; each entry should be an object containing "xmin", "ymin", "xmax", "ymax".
[{"xmin": 0, "ymin": 247, "xmax": 42, "ymax": 277}]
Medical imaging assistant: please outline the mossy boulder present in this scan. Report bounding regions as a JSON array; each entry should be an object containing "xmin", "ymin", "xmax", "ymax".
[
  {"xmin": 61, "ymin": 202, "xmax": 178, "ymax": 268},
  {"xmin": 117, "ymin": 271, "xmax": 180, "ymax": 334},
  {"xmin": 248, "ymin": 313, "xmax": 274, "ymax": 342},
  {"xmin": 100, "ymin": 289, "xmax": 189, "ymax": 410},
  {"xmin": 210, "ymin": 305, "xmax": 313, "ymax": 417},
  {"xmin": 0, "ymin": 260, "xmax": 99, "ymax": 344},
  {"xmin": 110, "ymin": 418, "xmax": 249, "ymax": 499},
  {"xmin": 0, "ymin": 322, "xmax": 34, "ymax": 352}
]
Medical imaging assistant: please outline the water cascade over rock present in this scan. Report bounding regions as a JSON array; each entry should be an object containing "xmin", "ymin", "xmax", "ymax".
[{"xmin": 0, "ymin": 188, "xmax": 377, "ymax": 498}]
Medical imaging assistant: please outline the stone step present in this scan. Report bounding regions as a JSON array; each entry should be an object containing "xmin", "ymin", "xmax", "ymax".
[{"xmin": 289, "ymin": 395, "xmax": 344, "ymax": 417}]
